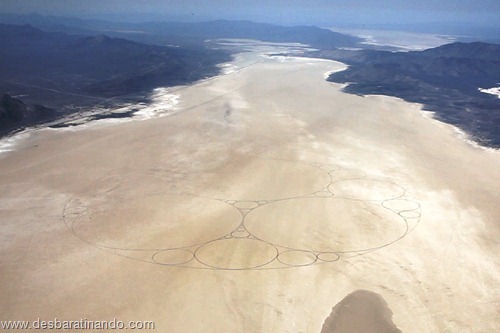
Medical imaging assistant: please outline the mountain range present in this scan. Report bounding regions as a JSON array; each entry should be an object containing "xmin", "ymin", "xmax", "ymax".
[
  {"xmin": 0, "ymin": 17, "xmax": 361, "ymax": 136},
  {"xmin": 0, "ymin": 23, "xmax": 232, "ymax": 135},
  {"xmin": 0, "ymin": 13, "xmax": 361, "ymax": 48},
  {"xmin": 309, "ymin": 42, "xmax": 500, "ymax": 148},
  {"xmin": 0, "ymin": 23, "xmax": 230, "ymax": 98},
  {"xmin": 0, "ymin": 15, "xmax": 498, "ymax": 148}
]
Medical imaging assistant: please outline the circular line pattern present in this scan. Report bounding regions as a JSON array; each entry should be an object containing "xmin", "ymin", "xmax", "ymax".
[
  {"xmin": 277, "ymin": 250, "xmax": 318, "ymax": 267},
  {"xmin": 317, "ymin": 252, "xmax": 341, "ymax": 262},
  {"xmin": 69, "ymin": 193, "xmax": 241, "ymax": 251},
  {"xmin": 152, "ymin": 249, "xmax": 195, "ymax": 266},
  {"xmin": 194, "ymin": 238, "xmax": 279, "ymax": 270},
  {"xmin": 244, "ymin": 197, "xmax": 407, "ymax": 253},
  {"xmin": 62, "ymin": 158, "xmax": 421, "ymax": 270}
]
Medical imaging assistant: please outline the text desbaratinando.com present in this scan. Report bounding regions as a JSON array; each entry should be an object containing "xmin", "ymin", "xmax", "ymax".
[{"xmin": 1, "ymin": 318, "xmax": 156, "ymax": 330}]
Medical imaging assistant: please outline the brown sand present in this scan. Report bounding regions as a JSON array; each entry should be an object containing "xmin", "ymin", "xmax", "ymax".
[{"xmin": 0, "ymin": 45, "xmax": 499, "ymax": 332}]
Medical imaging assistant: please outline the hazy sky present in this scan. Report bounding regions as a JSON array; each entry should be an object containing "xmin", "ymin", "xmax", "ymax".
[{"xmin": 2, "ymin": 0, "xmax": 499, "ymax": 27}]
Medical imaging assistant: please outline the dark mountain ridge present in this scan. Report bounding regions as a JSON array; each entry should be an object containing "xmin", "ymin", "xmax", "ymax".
[
  {"xmin": 309, "ymin": 41, "xmax": 500, "ymax": 148},
  {"xmin": 419, "ymin": 42, "xmax": 500, "ymax": 61},
  {"xmin": 0, "ymin": 23, "xmax": 231, "ymax": 136},
  {"xmin": 0, "ymin": 18, "xmax": 361, "ymax": 137},
  {"xmin": 135, "ymin": 19, "xmax": 360, "ymax": 48},
  {"xmin": 0, "ymin": 13, "xmax": 361, "ymax": 48},
  {"xmin": 0, "ymin": 23, "xmax": 229, "ymax": 95}
]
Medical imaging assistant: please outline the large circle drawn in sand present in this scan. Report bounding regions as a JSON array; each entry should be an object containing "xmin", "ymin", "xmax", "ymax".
[
  {"xmin": 329, "ymin": 179, "xmax": 404, "ymax": 201},
  {"xmin": 195, "ymin": 238, "xmax": 278, "ymax": 270},
  {"xmin": 244, "ymin": 197, "xmax": 406, "ymax": 253},
  {"xmin": 196, "ymin": 159, "xmax": 330, "ymax": 200},
  {"xmin": 71, "ymin": 194, "xmax": 241, "ymax": 250}
]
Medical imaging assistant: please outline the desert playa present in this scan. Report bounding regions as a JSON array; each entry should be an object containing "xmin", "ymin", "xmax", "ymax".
[{"xmin": 0, "ymin": 42, "xmax": 499, "ymax": 332}]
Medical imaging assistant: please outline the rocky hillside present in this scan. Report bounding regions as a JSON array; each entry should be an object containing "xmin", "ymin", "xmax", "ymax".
[
  {"xmin": 0, "ymin": 94, "xmax": 57, "ymax": 134},
  {"xmin": 311, "ymin": 42, "xmax": 500, "ymax": 148}
]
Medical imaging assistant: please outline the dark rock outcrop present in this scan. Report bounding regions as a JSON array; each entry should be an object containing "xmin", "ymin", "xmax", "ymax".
[
  {"xmin": 0, "ymin": 93, "xmax": 57, "ymax": 135},
  {"xmin": 320, "ymin": 290, "xmax": 402, "ymax": 333}
]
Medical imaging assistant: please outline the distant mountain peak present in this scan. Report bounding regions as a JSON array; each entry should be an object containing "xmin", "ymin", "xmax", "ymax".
[{"xmin": 420, "ymin": 41, "xmax": 500, "ymax": 61}]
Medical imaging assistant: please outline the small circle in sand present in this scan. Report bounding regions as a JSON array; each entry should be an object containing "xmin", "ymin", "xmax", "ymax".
[
  {"xmin": 153, "ymin": 249, "xmax": 195, "ymax": 265},
  {"xmin": 71, "ymin": 194, "xmax": 241, "ymax": 250},
  {"xmin": 195, "ymin": 238, "xmax": 278, "ymax": 270},
  {"xmin": 278, "ymin": 250, "xmax": 317, "ymax": 266},
  {"xmin": 329, "ymin": 179, "xmax": 404, "ymax": 201},
  {"xmin": 317, "ymin": 252, "xmax": 340, "ymax": 262}
]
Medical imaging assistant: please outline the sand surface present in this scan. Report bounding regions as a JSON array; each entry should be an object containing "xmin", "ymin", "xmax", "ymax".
[{"xmin": 0, "ymin": 43, "xmax": 499, "ymax": 332}]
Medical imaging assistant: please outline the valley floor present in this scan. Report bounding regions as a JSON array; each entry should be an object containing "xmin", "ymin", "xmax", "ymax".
[{"xmin": 0, "ymin": 44, "xmax": 499, "ymax": 332}]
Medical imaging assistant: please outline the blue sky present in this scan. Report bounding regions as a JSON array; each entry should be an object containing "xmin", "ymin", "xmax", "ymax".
[{"xmin": 1, "ymin": 0, "xmax": 499, "ymax": 27}]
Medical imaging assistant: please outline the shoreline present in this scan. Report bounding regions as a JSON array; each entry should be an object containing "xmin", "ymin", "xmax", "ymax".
[{"xmin": 358, "ymin": 93, "xmax": 500, "ymax": 154}]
